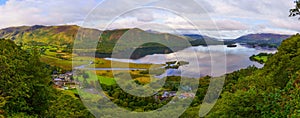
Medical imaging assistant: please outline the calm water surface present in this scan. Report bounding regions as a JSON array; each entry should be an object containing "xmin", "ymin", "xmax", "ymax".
[{"xmin": 104, "ymin": 44, "xmax": 276, "ymax": 78}]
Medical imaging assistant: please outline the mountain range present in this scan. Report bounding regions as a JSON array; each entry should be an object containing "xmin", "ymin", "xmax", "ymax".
[
  {"xmin": 0, "ymin": 25, "xmax": 200, "ymax": 59},
  {"xmin": 0, "ymin": 25, "xmax": 293, "ymax": 58},
  {"xmin": 0, "ymin": 25, "xmax": 292, "ymax": 46},
  {"xmin": 232, "ymin": 33, "xmax": 292, "ymax": 47}
]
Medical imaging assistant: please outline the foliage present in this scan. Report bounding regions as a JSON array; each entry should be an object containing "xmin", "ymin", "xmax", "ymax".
[
  {"xmin": 249, "ymin": 53, "xmax": 273, "ymax": 64},
  {"xmin": 290, "ymin": 0, "xmax": 300, "ymax": 19},
  {"xmin": 98, "ymin": 76, "xmax": 116, "ymax": 85},
  {"xmin": 45, "ymin": 90, "xmax": 94, "ymax": 118},
  {"xmin": 0, "ymin": 92, "xmax": 7, "ymax": 118},
  {"xmin": 0, "ymin": 39, "xmax": 93, "ymax": 117},
  {"xmin": 1, "ymin": 24, "xmax": 300, "ymax": 117},
  {"xmin": 205, "ymin": 34, "xmax": 300, "ymax": 117},
  {"xmin": 0, "ymin": 25, "xmax": 85, "ymax": 46}
]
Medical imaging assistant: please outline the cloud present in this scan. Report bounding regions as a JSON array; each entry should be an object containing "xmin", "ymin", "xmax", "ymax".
[
  {"xmin": 0, "ymin": 0, "xmax": 100, "ymax": 28},
  {"xmin": 0, "ymin": 0, "xmax": 299, "ymax": 38},
  {"xmin": 215, "ymin": 20, "xmax": 248, "ymax": 30},
  {"xmin": 270, "ymin": 18, "xmax": 300, "ymax": 31}
]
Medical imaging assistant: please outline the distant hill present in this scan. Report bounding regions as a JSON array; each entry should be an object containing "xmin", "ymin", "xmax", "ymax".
[
  {"xmin": 3, "ymin": 25, "xmax": 261, "ymax": 58},
  {"xmin": 95, "ymin": 28, "xmax": 197, "ymax": 59},
  {"xmin": 0, "ymin": 25, "xmax": 100, "ymax": 46},
  {"xmin": 183, "ymin": 34, "xmax": 217, "ymax": 40},
  {"xmin": 0, "ymin": 25, "xmax": 206, "ymax": 59},
  {"xmin": 233, "ymin": 33, "xmax": 291, "ymax": 47},
  {"xmin": 183, "ymin": 34, "xmax": 234, "ymax": 45},
  {"xmin": 1, "ymin": 25, "xmax": 292, "ymax": 49}
]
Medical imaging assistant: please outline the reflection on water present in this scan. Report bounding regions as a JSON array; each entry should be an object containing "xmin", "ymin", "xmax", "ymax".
[{"xmin": 105, "ymin": 44, "xmax": 277, "ymax": 77}]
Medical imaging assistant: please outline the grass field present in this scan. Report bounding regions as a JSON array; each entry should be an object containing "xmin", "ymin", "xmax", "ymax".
[
  {"xmin": 76, "ymin": 70, "xmax": 117, "ymax": 85},
  {"xmin": 40, "ymin": 52, "xmax": 163, "ymax": 70},
  {"xmin": 250, "ymin": 55, "xmax": 269, "ymax": 64},
  {"xmin": 98, "ymin": 76, "xmax": 116, "ymax": 85},
  {"xmin": 249, "ymin": 53, "xmax": 273, "ymax": 64},
  {"xmin": 39, "ymin": 45, "xmax": 163, "ymax": 87},
  {"xmin": 89, "ymin": 58, "xmax": 163, "ymax": 69},
  {"xmin": 78, "ymin": 69, "xmax": 158, "ymax": 86},
  {"xmin": 253, "ymin": 56, "xmax": 268, "ymax": 62},
  {"xmin": 40, "ymin": 55, "xmax": 88, "ymax": 70},
  {"xmin": 37, "ymin": 44, "xmax": 163, "ymax": 70}
]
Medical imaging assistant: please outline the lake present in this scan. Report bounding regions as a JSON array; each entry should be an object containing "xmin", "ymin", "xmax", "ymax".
[{"xmin": 104, "ymin": 44, "xmax": 277, "ymax": 78}]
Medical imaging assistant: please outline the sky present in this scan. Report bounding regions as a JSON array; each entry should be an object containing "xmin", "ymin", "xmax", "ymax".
[
  {"xmin": 0, "ymin": 0, "xmax": 299, "ymax": 39},
  {"xmin": 0, "ymin": 0, "xmax": 6, "ymax": 5}
]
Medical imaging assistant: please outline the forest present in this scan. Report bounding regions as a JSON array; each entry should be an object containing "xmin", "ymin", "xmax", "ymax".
[{"xmin": 0, "ymin": 39, "xmax": 93, "ymax": 117}]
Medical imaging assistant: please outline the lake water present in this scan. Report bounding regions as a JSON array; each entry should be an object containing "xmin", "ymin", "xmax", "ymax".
[{"xmin": 104, "ymin": 44, "xmax": 277, "ymax": 78}]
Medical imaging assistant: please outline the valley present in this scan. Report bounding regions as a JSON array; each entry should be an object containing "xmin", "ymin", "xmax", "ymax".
[
  {"xmin": 1, "ymin": 0, "xmax": 300, "ymax": 117},
  {"xmin": 0, "ymin": 25, "xmax": 298, "ymax": 118}
]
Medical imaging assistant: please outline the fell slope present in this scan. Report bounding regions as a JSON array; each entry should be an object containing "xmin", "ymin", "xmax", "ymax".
[{"xmin": 233, "ymin": 33, "xmax": 291, "ymax": 47}]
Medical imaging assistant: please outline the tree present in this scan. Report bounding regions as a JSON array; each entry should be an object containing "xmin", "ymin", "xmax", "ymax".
[
  {"xmin": 204, "ymin": 34, "xmax": 300, "ymax": 117},
  {"xmin": 290, "ymin": 0, "xmax": 300, "ymax": 19},
  {"xmin": 0, "ymin": 91, "xmax": 8, "ymax": 118},
  {"xmin": 0, "ymin": 39, "xmax": 94, "ymax": 117},
  {"xmin": 45, "ymin": 91, "xmax": 94, "ymax": 118},
  {"xmin": 82, "ymin": 72, "xmax": 90, "ymax": 88}
]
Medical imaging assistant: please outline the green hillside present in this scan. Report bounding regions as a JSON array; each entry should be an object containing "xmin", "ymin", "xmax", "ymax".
[
  {"xmin": 202, "ymin": 34, "xmax": 300, "ymax": 117},
  {"xmin": 0, "ymin": 25, "xmax": 199, "ymax": 59},
  {"xmin": 0, "ymin": 25, "xmax": 192, "ymax": 48},
  {"xmin": 95, "ymin": 28, "xmax": 194, "ymax": 59},
  {"xmin": 1, "ymin": 25, "xmax": 300, "ymax": 117},
  {"xmin": 0, "ymin": 25, "xmax": 82, "ymax": 46},
  {"xmin": 0, "ymin": 39, "xmax": 93, "ymax": 117}
]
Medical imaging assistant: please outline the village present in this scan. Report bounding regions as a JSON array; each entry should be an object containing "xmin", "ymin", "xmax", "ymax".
[
  {"xmin": 51, "ymin": 71, "xmax": 195, "ymax": 102},
  {"xmin": 51, "ymin": 60, "xmax": 194, "ymax": 102},
  {"xmin": 154, "ymin": 86, "xmax": 196, "ymax": 102},
  {"xmin": 51, "ymin": 71, "xmax": 79, "ymax": 90}
]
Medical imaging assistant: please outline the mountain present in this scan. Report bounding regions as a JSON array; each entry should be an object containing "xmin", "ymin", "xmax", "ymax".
[
  {"xmin": 233, "ymin": 33, "xmax": 292, "ymax": 47},
  {"xmin": 183, "ymin": 34, "xmax": 217, "ymax": 40},
  {"xmin": 0, "ymin": 25, "xmax": 100, "ymax": 46},
  {"xmin": 184, "ymin": 34, "xmax": 234, "ymax": 45},
  {"xmin": 0, "ymin": 25, "xmax": 229, "ymax": 47},
  {"xmin": 0, "ymin": 25, "xmax": 203, "ymax": 59},
  {"xmin": 95, "ymin": 28, "xmax": 196, "ymax": 59}
]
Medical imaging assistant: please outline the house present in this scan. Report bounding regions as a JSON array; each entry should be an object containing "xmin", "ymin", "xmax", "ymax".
[
  {"xmin": 169, "ymin": 91, "xmax": 177, "ymax": 97},
  {"xmin": 162, "ymin": 91, "xmax": 177, "ymax": 98},
  {"xmin": 65, "ymin": 72, "xmax": 73, "ymax": 76},
  {"xmin": 58, "ymin": 74, "xmax": 66, "ymax": 80},
  {"xmin": 53, "ymin": 78, "xmax": 64, "ymax": 87},
  {"xmin": 52, "ymin": 71, "xmax": 77, "ymax": 90},
  {"xmin": 155, "ymin": 91, "xmax": 178, "ymax": 101}
]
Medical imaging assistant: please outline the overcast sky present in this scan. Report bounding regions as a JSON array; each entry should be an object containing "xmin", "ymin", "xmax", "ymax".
[{"xmin": 0, "ymin": 0, "xmax": 299, "ymax": 38}]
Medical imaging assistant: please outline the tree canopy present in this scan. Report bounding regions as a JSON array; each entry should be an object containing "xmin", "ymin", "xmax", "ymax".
[
  {"xmin": 0, "ymin": 39, "xmax": 93, "ymax": 117},
  {"xmin": 205, "ymin": 34, "xmax": 300, "ymax": 117},
  {"xmin": 290, "ymin": 0, "xmax": 300, "ymax": 19}
]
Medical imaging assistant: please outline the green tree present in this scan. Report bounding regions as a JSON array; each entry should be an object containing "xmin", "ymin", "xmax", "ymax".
[
  {"xmin": 206, "ymin": 34, "xmax": 300, "ymax": 117},
  {"xmin": 0, "ymin": 92, "xmax": 8, "ymax": 118},
  {"xmin": 0, "ymin": 39, "xmax": 94, "ymax": 117},
  {"xmin": 45, "ymin": 90, "xmax": 94, "ymax": 118},
  {"xmin": 290, "ymin": 0, "xmax": 300, "ymax": 19}
]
